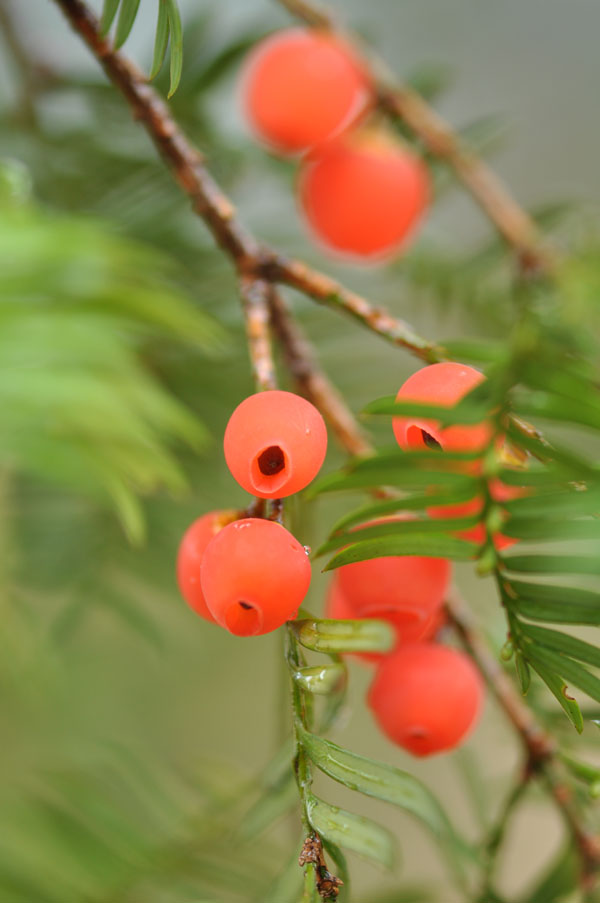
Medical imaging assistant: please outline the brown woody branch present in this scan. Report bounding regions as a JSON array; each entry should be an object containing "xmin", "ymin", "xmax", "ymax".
[
  {"xmin": 239, "ymin": 276, "xmax": 277, "ymax": 392},
  {"xmin": 51, "ymin": 0, "xmax": 440, "ymax": 367},
  {"xmin": 276, "ymin": 0, "xmax": 556, "ymax": 277},
  {"xmin": 447, "ymin": 591, "xmax": 600, "ymax": 888},
  {"xmin": 268, "ymin": 289, "xmax": 372, "ymax": 456}
]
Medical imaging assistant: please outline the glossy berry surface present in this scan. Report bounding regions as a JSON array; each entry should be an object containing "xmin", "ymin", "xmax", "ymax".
[
  {"xmin": 200, "ymin": 518, "xmax": 311, "ymax": 636},
  {"xmin": 176, "ymin": 510, "xmax": 239, "ymax": 621},
  {"xmin": 392, "ymin": 362, "xmax": 489, "ymax": 454},
  {"xmin": 241, "ymin": 28, "xmax": 370, "ymax": 154},
  {"xmin": 335, "ymin": 545, "xmax": 450, "ymax": 640},
  {"xmin": 325, "ymin": 572, "xmax": 446, "ymax": 664},
  {"xmin": 368, "ymin": 643, "xmax": 484, "ymax": 756},
  {"xmin": 223, "ymin": 390, "xmax": 327, "ymax": 499},
  {"xmin": 298, "ymin": 131, "xmax": 429, "ymax": 260}
]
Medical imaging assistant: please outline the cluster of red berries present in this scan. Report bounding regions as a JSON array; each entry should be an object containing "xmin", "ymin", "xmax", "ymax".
[
  {"xmin": 240, "ymin": 28, "xmax": 429, "ymax": 261},
  {"xmin": 177, "ymin": 391, "xmax": 327, "ymax": 636},
  {"xmin": 177, "ymin": 363, "xmax": 520, "ymax": 756}
]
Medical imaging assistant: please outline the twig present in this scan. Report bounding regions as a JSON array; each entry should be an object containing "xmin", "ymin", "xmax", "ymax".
[
  {"xmin": 262, "ymin": 256, "xmax": 441, "ymax": 362},
  {"xmin": 447, "ymin": 590, "xmax": 600, "ymax": 888},
  {"xmin": 239, "ymin": 276, "xmax": 277, "ymax": 392},
  {"xmin": 51, "ymin": 0, "xmax": 441, "ymax": 365},
  {"xmin": 275, "ymin": 0, "xmax": 556, "ymax": 277},
  {"xmin": 268, "ymin": 289, "xmax": 372, "ymax": 457}
]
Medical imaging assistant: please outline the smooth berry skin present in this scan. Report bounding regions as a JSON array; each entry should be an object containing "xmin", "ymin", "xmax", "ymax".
[
  {"xmin": 177, "ymin": 510, "xmax": 239, "ymax": 621},
  {"xmin": 393, "ymin": 362, "xmax": 489, "ymax": 454},
  {"xmin": 325, "ymin": 573, "xmax": 446, "ymax": 664},
  {"xmin": 200, "ymin": 518, "xmax": 311, "ymax": 636},
  {"xmin": 224, "ymin": 390, "xmax": 327, "ymax": 499},
  {"xmin": 241, "ymin": 28, "xmax": 370, "ymax": 155},
  {"xmin": 298, "ymin": 131, "xmax": 429, "ymax": 260},
  {"xmin": 368, "ymin": 644, "xmax": 484, "ymax": 757}
]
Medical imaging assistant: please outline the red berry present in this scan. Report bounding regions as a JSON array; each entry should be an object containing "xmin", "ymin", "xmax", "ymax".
[
  {"xmin": 200, "ymin": 518, "xmax": 311, "ymax": 636},
  {"xmin": 223, "ymin": 390, "xmax": 327, "ymax": 499},
  {"xmin": 176, "ymin": 510, "xmax": 239, "ymax": 621},
  {"xmin": 298, "ymin": 130, "xmax": 429, "ymax": 260},
  {"xmin": 241, "ymin": 28, "xmax": 370, "ymax": 154},
  {"xmin": 392, "ymin": 362, "xmax": 489, "ymax": 454},
  {"xmin": 368, "ymin": 644, "xmax": 484, "ymax": 756},
  {"xmin": 325, "ymin": 572, "xmax": 446, "ymax": 664}
]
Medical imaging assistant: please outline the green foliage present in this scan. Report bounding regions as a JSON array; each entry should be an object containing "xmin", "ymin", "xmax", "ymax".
[
  {"xmin": 0, "ymin": 168, "xmax": 221, "ymax": 541},
  {"xmin": 101, "ymin": 0, "xmax": 183, "ymax": 95}
]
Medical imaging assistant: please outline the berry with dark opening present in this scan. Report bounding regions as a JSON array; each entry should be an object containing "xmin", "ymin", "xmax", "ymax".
[
  {"xmin": 241, "ymin": 28, "xmax": 370, "ymax": 154},
  {"xmin": 368, "ymin": 643, "xmax": 484, "ymax": 756},
  {"xmin": 176, "ymin": 510, "xmax": 239, "ymax": 621},
  {"xmin": 223, "ymin": 390, "xmax": 327, "ymax": 499},
  {"xmin": 392, "ymin": 362, "xmax": 489, "ymax": 454},
  {"xmin": 298, "ymin": 130, "xmax": 429, "ymax": 260},
  {"xmin": 200, "ymin": 518, "xmax": 311, "ymax": 636}
]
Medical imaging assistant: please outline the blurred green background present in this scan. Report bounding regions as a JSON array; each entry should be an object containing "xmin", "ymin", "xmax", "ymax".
[{"xmin": 1, "ymin": 1, "xmax": 599, "ymax": 901}]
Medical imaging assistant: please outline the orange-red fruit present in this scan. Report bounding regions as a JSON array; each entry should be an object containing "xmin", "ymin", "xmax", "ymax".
[
  {"xmin": 335, "ymin": 547, "xmax": 450, "ymax": 638},
  {"xmin": 325, "ymin": 573, "xmax": 446, "ymax": 664},
  {"xmin": 368, "ymin": 644, "xmax": 484, "ymax": 756},
  {"xmin": 392, "ymin": 362, "xmax": 489, "ymax": 454},
  {"xmin": 241, "ymin": 28, "xmax": 370, "ymax": 154},
  {"xmin": 176, "ymin": 510, "xmax": 238, "ymax": 621},
  {"xmin": 224, "ymin": 390, "xmax": 327, "ymax": 499},
  {"xmin": 298, "ymin": 131, "xmax": 429, "ymax": 260},
  {"xmin": 200, "ymin": 518, "xmax": 311, "ymax": 636}
]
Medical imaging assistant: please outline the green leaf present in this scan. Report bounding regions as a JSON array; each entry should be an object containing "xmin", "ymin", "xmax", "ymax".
[
  {"xmin": 508, "ymin": 581, "xmax": 600, "ymax": 625},
  {"xmin": 504, "ymin": 487, "xmax": 600, "ymax": 518},
  {"xmin": 100, "ymin": 0, "xmax": 120, "ymax": 35},
  {"xmin": 523, "ymin": 646, "xmax": 600, "ymax": 705},
  {"xmin": 363, "ymin": 397, "xmax": 490, "ymax": 425},
  {"xmin": 504, "ymin": 425, "xmax": 597, "ymax": 477},
  {"xmin": 291, "ymin": 663, "xmax": 346, "ymax": 696},
  {"xmin": 324, "ymin": 535, "xmax": 477, "ymax": 571},
  {"xmin": 299, "ymin": 727, "xmax": 463, "ymax": 864},
  {"xmin": 328, "ymin": 485, "xmax": 478, "ymax": 535},
  {"xmin": 150, "ymin": 0, "xmax": 170, "ymax": 80},
  {"xmin": 306, "ymin": 794, "xmax": 395, "ymax": 869},
  {"xmin": 503, "ymin": 517, "xmax": 600, "ymax": 542},
  {"xmin": 515, "ymin": 391, "xmax": 600, "ymax": 433},
  {"xmin": 520, "ymin": 623, "xmax": 600, "ymax": 670},
  {"xmin": 318, "ymin": 514, "xmax": 480, "ymax": 557},
  {"xmin": 515, "ymin": 651, "xmax": 531, "ymax": 694},
  {"xmin": 166, "ymin": 0, "xmax": 183, "ymax": 97},
  {"xmin": 291, "ymin": 618, "xmax": 394, "ymax": 655},
  {"xmin": 528, "ymin": 656, "xmax": 584, "ymax": 732},
  {"xmin": 310, "ymin": 468, "xmax": 475, "ymax": 496},
  {"xmin": 114, "ymin": 0, "xmax": 141, "ymax": 48},
  {"xmin": 503, "ymin": 554, "xmax": 600, "ymax": 576}
]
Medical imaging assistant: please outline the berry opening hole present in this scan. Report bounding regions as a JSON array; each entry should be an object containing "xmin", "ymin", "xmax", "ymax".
[
  {"xmin": 225, "ymin": 600, "xmax": 262, "ymax": 636},
  {"xmin": 251, "ymin": 445, "xmax": 290, "ymax": 495},
  {"xmin": 258, "ymin": 445, "xmax": 286, "ymax": 476},
  {"xmin": 406, "ymin": 424, "xmax": 443, "ymax": 451}
]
